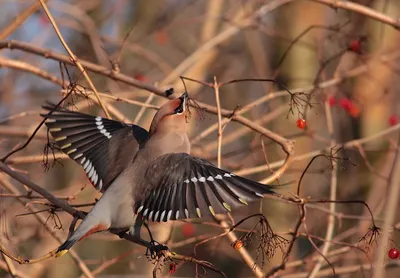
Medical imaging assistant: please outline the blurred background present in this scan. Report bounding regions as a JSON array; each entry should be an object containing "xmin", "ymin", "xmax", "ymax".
[{"xmin": 0, "ymin": 0, "xmax": 400, "ymax": 277}]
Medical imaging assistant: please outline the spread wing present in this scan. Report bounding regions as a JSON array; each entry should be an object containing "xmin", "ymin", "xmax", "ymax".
[
  {"xmin": 134, "ymin": 153, "xmax": 277, "ymax": 222},
  {"xmin": 41, "ymin": 103, "xmax": 149, "ymax": 192}
]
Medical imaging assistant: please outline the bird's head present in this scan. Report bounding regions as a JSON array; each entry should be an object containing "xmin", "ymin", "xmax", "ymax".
[{"xmin": 150, "ymin": 92, "xmax": 189, "ymax": 135}]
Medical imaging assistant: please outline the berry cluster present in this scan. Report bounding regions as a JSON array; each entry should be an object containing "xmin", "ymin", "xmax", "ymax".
[
  {"xmin": 328, "ymin": 96, "xmax": 360, "ymax": 118},
  {"xmin": 328, "ymin": 96, "xmax": 398, "ymax": 126}
]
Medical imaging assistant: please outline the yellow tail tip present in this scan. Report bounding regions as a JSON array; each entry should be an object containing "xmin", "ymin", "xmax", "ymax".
[{"xmin": 55, "ymin": 250, "xmax": 68, "ymax": 258}]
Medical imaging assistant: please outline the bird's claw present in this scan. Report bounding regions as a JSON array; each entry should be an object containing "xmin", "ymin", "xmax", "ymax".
[{"xmin": 145, "ymin": 240, "xmax": 169, "ymax": 259}]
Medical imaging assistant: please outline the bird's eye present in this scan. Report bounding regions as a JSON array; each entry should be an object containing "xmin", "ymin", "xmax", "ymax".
[{"xmin": 174, "ymin": 106, "xmax": 183, "ymax": 114}]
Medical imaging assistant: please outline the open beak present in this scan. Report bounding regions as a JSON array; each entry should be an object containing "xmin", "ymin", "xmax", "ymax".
[{"xmin": 175, "ymin": 92, "xmax": 188, "ymax": 114}]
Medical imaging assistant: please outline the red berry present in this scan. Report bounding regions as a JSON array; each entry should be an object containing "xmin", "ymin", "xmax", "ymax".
[
  {"xmin": 169, "ymin": 263, "xmax": 177, "ymax": 274},
  {"xmin": 296, "ymin": 118, "xmax": 306, "ymax": 129},
  {"xmin": 328, "ymin": 96, "xmax": 336, "ymax": 107},
  {"xmin": 155, "ymin": 31, "xmax": 168, "ymax": 45},
  {"xmin": 339, "ymin": 97, "xmax": 360, "ymax": 117},
  {"xmin": 348, "ymin": 105, "xmax": 360, "ymax": 118},
  {"xmin": 39, "ymin": 14, "xmax": 49, "ymax": 26},
  {"xmin": 389, "ymin": 115, "xmax": 398, "ymax": 126},
  {"xmin": 134, "ymin": 74, "xmax": 147, "ymax": 82},
  {"xmin": 233, "ymin": 239, "xmax": 244, "ymax": 250},
  {"xmin": 388, "ymin": 248, "xmax": 399, "ymax": 259},
  {"xmin": 349, "ymin": 39, "xmax": 362, "ymax": 54},
  {"xmin": 339, "ymin": 97, "xmax": 351, "ymax": 110},
  {"xmin": 181, "ymin": 223, "xmax": 195, "ymax": 237}
]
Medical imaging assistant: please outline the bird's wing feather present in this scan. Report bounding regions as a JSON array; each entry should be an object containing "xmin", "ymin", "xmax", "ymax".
[
  {"xmin": 41, "ymin": 103, "xmax": 149, "ymax": 192},
  {"xmin": 134, "ymin": 153, "xmax": 277, "ymax": 222}
]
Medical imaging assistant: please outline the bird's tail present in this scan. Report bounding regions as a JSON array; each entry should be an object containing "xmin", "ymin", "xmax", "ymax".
[
  {"xmin": 55, "ymin": 216, "xmax": 109, "ymax": 257},
  {"xmin": 55, "ymin": 238, "xmax": 78, "ymax": 257}
]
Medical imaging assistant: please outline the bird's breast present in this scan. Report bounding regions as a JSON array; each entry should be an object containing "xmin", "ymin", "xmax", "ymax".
[{"xmin": 148, "ymin": 132, "xmax": 190, "ymax": 156}]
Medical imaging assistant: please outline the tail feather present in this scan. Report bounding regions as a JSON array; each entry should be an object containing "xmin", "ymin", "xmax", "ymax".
[
  {"xmin": 55, "ymin": 238, "xmax": 78, "ymax": 257},
  {"xmin": 55, "ymin": 221, "xmax": 110, "ymax": 257}
]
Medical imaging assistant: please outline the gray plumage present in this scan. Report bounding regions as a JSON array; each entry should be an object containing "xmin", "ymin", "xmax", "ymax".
[{"xmin": 41, "ymin": 92, "xmax": 277, "ymax": 256}]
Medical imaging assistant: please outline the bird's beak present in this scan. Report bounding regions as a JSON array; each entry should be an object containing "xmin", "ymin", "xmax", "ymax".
[{"xmin": 178, "ymin": 92, "xmax": 188, "ymax": 112}]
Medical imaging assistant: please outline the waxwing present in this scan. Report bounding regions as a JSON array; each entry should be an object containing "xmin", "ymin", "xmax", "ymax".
[{"xmin": 41, "ymin": 92, "xmax": 278, "ymax": 256}]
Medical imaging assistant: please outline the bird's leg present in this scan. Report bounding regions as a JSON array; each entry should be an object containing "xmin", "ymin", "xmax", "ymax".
[
  {"xmin": 129, "ymin": 216, "xmax": 168, "ymax": 258},
  {"xmin": 143, "ymin": 222, "xmax": 154, "ymax": 241},
  {"xmin": 142, "ymin": 222, "xmax": 169, "ymax": 258}
]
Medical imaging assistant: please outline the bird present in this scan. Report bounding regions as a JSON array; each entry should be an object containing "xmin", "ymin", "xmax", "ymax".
[{"xmin": 41, "ymin": 92, "xmax": 278, "ymax": 257}]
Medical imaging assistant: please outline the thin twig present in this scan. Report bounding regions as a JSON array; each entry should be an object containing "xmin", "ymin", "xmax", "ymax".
[
  {"xmin": 312, "ymin": 0, "xmax": 400, "ymax": 28},
  {"xmin": 39, "ymin": 0, "xmax": 110, "ymax": 119},
  {"xmin": 213, "ymin": 76, "xmax": 223, "ymax": 168},
  {"xmin": 307, "ymin": 86, "xmax": 338, "ymax": 278},
  {"xmin": 373, "ymin": 134, "xmax": 400, "ymax": 278},
  {"xmin": 1, "ymin": 252, "xmax": 17, "ymax": 278},
  {"xmin": 0, "ymin": 0, "xmax": 48, "ymax": 40}
]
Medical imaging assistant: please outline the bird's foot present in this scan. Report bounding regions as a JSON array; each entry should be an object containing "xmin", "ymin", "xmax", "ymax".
[{"xmin": 145, "ymin": 240, "xmax": 169, "ymax": 259}]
